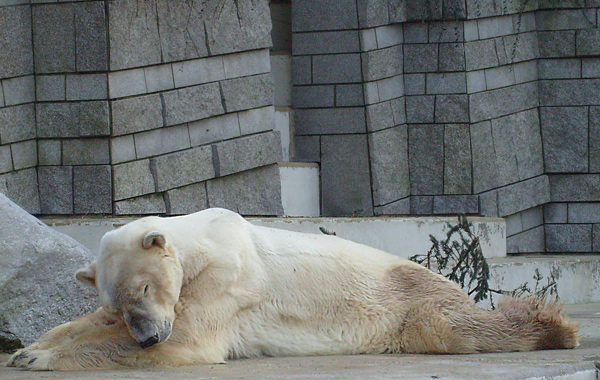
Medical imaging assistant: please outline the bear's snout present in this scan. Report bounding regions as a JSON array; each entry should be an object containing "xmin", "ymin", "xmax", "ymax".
[{"xmin": 140, "ymin": 334, "xmax": 160, "ymax": 349}]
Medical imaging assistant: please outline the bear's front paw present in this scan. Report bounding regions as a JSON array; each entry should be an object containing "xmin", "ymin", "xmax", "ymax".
[{"xmin": 7, "ymin": 348, "xmax": 56, "ymax": 370}]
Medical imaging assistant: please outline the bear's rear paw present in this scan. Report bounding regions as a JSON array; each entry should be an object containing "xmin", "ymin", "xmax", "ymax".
[{"xmin": 7, "ymin": 348, "xmax": 55, "ymax": 371}]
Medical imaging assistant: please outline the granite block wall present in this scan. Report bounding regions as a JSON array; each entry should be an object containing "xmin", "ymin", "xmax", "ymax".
[
  {"xmin": 0, "ymin": 0, "xmax": 284, "ymax": 216},
  {"xmin": 291, "ymin": 0, "xmax": 600, "ymax": 254}
]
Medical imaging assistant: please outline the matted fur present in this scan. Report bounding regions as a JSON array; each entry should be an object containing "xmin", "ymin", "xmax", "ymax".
[{"xmin": 7, "ymin": 209, "xmax": 580, "ymax": 371}]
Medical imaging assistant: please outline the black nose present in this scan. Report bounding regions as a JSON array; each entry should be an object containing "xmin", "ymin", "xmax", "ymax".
[{"xmin": 139, "ymin": 334, "xmax": 159, "ymax": 349}]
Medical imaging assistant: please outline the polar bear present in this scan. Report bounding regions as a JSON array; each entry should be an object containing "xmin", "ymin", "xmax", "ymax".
[{"xmin": 7, "ymin": 208, "xmax": 579, "ymax": 370}]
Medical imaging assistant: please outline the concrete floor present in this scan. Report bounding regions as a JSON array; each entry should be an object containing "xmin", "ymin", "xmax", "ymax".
[{"xmin": 2, "ymin": 304, "xmax": 600, "ymax": 380}]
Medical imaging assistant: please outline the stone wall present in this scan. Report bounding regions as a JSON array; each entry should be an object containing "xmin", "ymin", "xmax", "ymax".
[
  {"xmin": 291, "ymin": 0, "xmax": 600, "ymax": 254},
  {"xmin": 0, "ymin": 0, "xmax": 284, "ymax": 216}
]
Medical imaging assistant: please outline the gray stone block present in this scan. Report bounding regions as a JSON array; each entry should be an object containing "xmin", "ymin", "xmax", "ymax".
[
  {"xmin": 37, "ymin": 139, "xmax": 61, "ymax": 166},
  {"xmin": 479, "ymin": 190, "xmax": 499, "ymax": 217},
  {"xmin": 435, "ymin": 95, "xmax": 469, "ymax": 123},
  {"xmin": 155, "ymin": 1, "xmax": 208, "ymax": 63},
  {"xmin": 501, "ymin": 32, "xmax": 538, "ymax": 64},
  {"xmin": 493, "ymin": 109, "xmax": 544, "ymax": 181},
  {"xmin": 292, "ymin": 86, "xmax": 335, "ymax": 108},
  {"xmin": 239, "ymin": 106, "xmax": 275, "ymax": 135},
  {"xmin": 538, "ymin": 31, "xmax": 576, "ymax": 58},
  {"xmin": 216, "ymin": 131, "xmax": 282, "ymax": 177},
  {"xmin": 221, "ymin": 74, "xmax": 273, "ymax": 113},
  {"xmin": 375, "ymin": 24, "xmax": 403, "ymax": 48},
  {"xmin": 3, "ymin": 75, "xmax": 34, "ymax": 106},
  {"xmin": 0, "ymin": 5, "xmax": 33, "ymax": 78},
  {"xmin": 145, "ymin": 64, "xmax": 175, "ymax": 93},
  {"xmin": 485, "ymin": 65, "xmax": 516, "ymax": 90},
  {"xmin": 74, "ymin": 1, "xmax": 108, "ymax": 72},
  {"xmin": 108, "ymin": 69, "xmax": 146, "ymax": 99},
  {"xmin": 405, "ymin": 74, "xmax": 425, "ymax": 95},
  {"xmin": 594, "ymin": 224, "xmax": 600, "ymax": 252},
  {"xmin": 536, "ymin": 9, "xmax": 596, "ymax": 31},
  {"xmin": 151, "ymin": 146, "xmax": 214, "ymax": 192},
  {"xmin": 391, "ymin": 97, "xmax": 406, "ymax": 125},
  {"xmin": 507, "ymin": 226, "xmax": 545, "ymax": 254},
  {"xmin": 292, "ymin": 56, "xmax": 312, "ymax": 86},
  {"xmin": 312, "ymin": 54, "xmax": 362, "ymax": 84},
  {"xmin": 113, "ymin": 159, "xmax": 155, "ymax": 201},
  {"xmin": 577, "ymin": 29, "xmax": 600, "ymax": 56},
  {"xmin": 0, "ymin": 104, "xmax": 35, "ymax": 143},
  {"xmin": 442, "ymin": 0, "xmax": 466, "ymax": 19},
  {"xmin": 115, "ymin": 194, "xmax": 166, "ymax": 215},
  {"xmin": 66, "ymin": 74, "xmax": 108, "ymax": 100},
  {"xmin": 471, "ymin": 121, "xmax": 499, "ymax": 193},
  {"xmin": 207, "ymin": 164, "xmax": 283, "ymax": 215},
  {"xmin": 406, "ymin": 96, "xmax": 435, "ymax": 123},
  {"xmin": 373, "ymin": 197, "xmax": 410, "ymax": 216},
  {"xmin": 464, "ymin": 20, "xmax": 478, "ymax": 42},
  {"xmin": 521, "ymin": 206, "xmax": 544, "ymax": 230},
  {"xmin": 223, "ymin": 49, "xmax": 270, "ymax": 79},
  {"xmin": 541, "ymin": 79, "xmax": 600, "ymax": 106},
  {"xmin": 490, "ymin": 118, "xmax": 520, "ymax": 187},
  {"xmin": 292, "ymin": 30, "xmax": 360, "ymax": 55},
  {"xmin": 403, "ymin": 23, "xmax": 428, "ymax": 44},
  {"xmin": 11, "ymin": 140, "xmax": 37, "ymax": 170},
  {"xmin": 513, "ymin": 61, "xmax": 538, "ymax": 84},
  {"xmin": 546, "ymin": 224, "xmax": 593, "ymax": 253},
  {"xmin": 166, "ymin": 182, "xmax": 208, "ymax": 215},
  {"xmin": 172, "ymin": 56, "xmax": 225, "ymax": 88},
  {"xmin": 111, "ymin": 94, "xmax": 163, "ymax": 136},
  {"xmin": 293, "ymin": 135, "xmax": 320, "ymax": 162},
  {"xmin": 538, "ymin": 59, "xmax": 581, "ymax": 79},
  {"xmin": 108, "ymin": 0, "xmax": 161, "ymax": 70},
  {"xmin": 404, "ymin": 44, "xmax": 438, "ymax": 73},
  {"xmin": 0, "ymin": 145, "xmax": 12, "ymax": 174},
  {"xmin": 321, "ymin": 134, "xmax": 373, "ymax": 216},
  {"xmin": 37, "ymin": 101, "xmax": 110, "ymax": 138},
  {"xmin": 36, "ymin": 75, "xmax": 66, "ymax": 102},
  {"xmin": 550, "ymin": 174, "xmax": 600, "ymax": 202},
  {"xmin": 295, "ymin": 108, "xmax": 366, "ymax": 135},
  {"xmin": 1, "ymin": 168, "xmax": 40, "ymax": 214},
  {"xmin": 544, "ymin": 203, "xmax": 568, "ymax": 224},
  {"xmin": 497, "ymin": 175, "xmax": 551, "ymax": 217},
  {"xmin": 505, "ymin": 212, "xmax": 523, "ymax": 236},
  {"xmin": 470, "ymin": 82, "xmax": 538, "ymax": 123},
  {"xmin": 410, "ymin": 196, "xmax": 434, "ymax": 215},
  {"xmin": 134, "ymin": 124, "xmax": 191, "ymax": 160},
  {"xmin": 292, "ymin": 0, "xmax": 358, "ymax": 32},
  {"xmin": 62, "ymin": 138, "xmax": 110, "ymax": 165},
  {"xmin": 444, "ymin": 124, "xmax": 472, "ymax": 195},
  {"xmin": 336, "ymin": 84, "xmax": 365, "ymax": 107},
  {"xmin": 583, "ymin": 57, "xmax": 600, "ymax": 78},
  {"xmin": 426, "ymin": 72, "xmax": 466, "ymax": 94},
  {"xmin": 204, "ymin": 0, "xmax": 271, "ymax": 55},
  {"xmin": 110, "ymin": 135, "xmax": 136, "ymax": 164},
  {"xmin": 73, "ymin": 165, "xmax": 112, "ymax": 214},
  {"xmin": 369, "ymin": 126, "xmax": 409, "ymax": 206},
  {"xmin": 365, "ymin": 101, "xmax": 395, "ymax": 132},
  {"xmin": 409, "ymin": 124, "xmax": 444, "ymax": 195},
  {"xmin": 357, "ymin": 0, "xmax": 390, "ymax": 28},
  {"xmin": 189, "ymin": 113, "xmax": 241, "ymax": 147},
  {"xmin": 405, "ymin": 0, "xmax": 442, "ymax": 20},
  {"xmin": 467, "ymin": 70, "xmax": 486, "ymax": 94},
  {"xmin": 591, "ymin": 107, "xmax": 600, "ymax": 172},
  {"xmin": 38, "ymin": 166, "xmax": 73, "ymax": 214},
  {"xmin": 163, "ymin": 81, "xmax": 224, "ymax": 127},
  {"xmin": 433, "ymin": 195, "xmax": 479, "ymax": 215},
  {"xmin": 362, "ymin": 45, "xmax": 402, "ymax": 82},
  {"xmin": 540, "ymin": 107, "xmax": 588, "ymax": 173},
  {"xmin": 32, "ymin": 3, "xmax": 76, "ymax": 73},
  {"xmin": 430, "ymin": 21, "xmax": 464, "ymax": 43},
  {"xmin": 375, "ymin": 75, "xmax": 404, "ymax": 102},
  {"xmin": 465, "ymin": 39, "xmax": 499, "ymax": 71},
  {"xmin": 439, "ymin": 43, "xmax": 465, "ymax": 72},
  {"xmin": 568, "ymin": 203, "xmax": 600, "ymax": 223}
]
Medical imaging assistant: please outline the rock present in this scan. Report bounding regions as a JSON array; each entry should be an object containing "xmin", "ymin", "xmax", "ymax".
[{"xmin": 0, "ymin": 193, "xmax": 97, "ymax": 351}]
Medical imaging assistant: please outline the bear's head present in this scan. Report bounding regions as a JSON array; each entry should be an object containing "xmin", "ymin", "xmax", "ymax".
[{"xmin": 76, "ymin": 221, "xmax": 184, "ymax": 349}]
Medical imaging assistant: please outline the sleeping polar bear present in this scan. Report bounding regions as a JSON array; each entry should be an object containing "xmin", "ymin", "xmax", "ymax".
[{"xmin": 8, "ymin": 208, "xmax": 579, "ymax": 370}]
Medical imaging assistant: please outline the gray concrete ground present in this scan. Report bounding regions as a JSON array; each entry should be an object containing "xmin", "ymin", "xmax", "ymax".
[{"xmin": 2, "ymin": 303, "xmax": 599, "ymax": 380}]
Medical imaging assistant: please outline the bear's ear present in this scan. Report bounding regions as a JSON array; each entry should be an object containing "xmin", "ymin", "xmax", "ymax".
[
  {"xmin": 142, "ymin": 231, "xmax": 166, "ymax": 250},
  {"xmin": 76, "ymin": 262, "xmax": 97, "ymax": 288}
]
